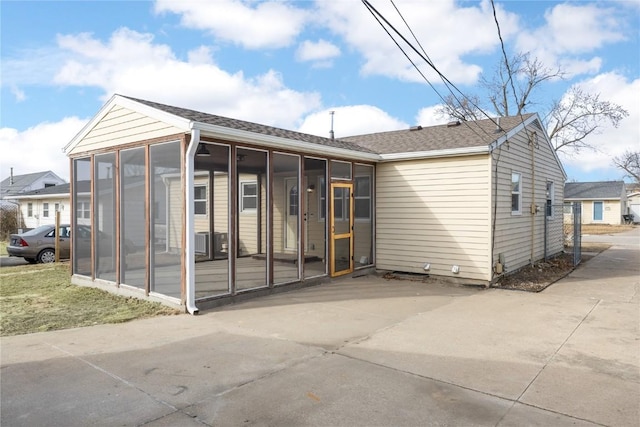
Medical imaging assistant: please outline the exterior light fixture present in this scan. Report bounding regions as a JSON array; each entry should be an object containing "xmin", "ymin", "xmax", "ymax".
[{"xmin": 196, "ymin": 144, "xmax": 210, "ymax": 156}]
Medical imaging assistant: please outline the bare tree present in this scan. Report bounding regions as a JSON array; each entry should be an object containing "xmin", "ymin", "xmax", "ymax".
[
  {"xmin": 438, "ymin": 53, "xmax": 629, "ymax": 154},
  {"xmin": 612, "ymin": 150, "xmax": 640, "ymax": 183}
]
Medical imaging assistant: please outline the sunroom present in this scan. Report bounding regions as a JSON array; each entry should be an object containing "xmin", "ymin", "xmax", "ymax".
[{"xmin": 65, "ymin": 95, "xmax": 376, "ymax": 313}]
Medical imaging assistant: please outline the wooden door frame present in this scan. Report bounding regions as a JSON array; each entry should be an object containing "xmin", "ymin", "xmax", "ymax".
[{"xmin": 330, "ymin": 182, "xmax": 354, "ymax": 277}]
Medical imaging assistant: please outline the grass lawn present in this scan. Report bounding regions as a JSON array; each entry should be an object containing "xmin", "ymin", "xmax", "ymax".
[
  {"xmin": 581, "ymin": 224, "xmax": 636, "ymax": 234},
  {"xmin": 0, "ymin": 262, "xmax": 180, "ymax": 336},
  {"xmin": 0, "ymin": 240, "xmax": 7, "ymax": 256}
]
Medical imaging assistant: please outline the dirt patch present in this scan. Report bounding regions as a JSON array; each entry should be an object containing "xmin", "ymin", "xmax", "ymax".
[
  {"xmin": 581, "ymin": 224, "xmax": 635, "ymax": 235},
  {"xmin": 492, "ymin": 243, "xmax": 611, "ymax": 292}
]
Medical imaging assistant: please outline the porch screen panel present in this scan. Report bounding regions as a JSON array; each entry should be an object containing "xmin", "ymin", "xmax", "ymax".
[
  {"xmin": 194, "ymin": 143, "xmax": 230, "ymax": 299},
  {"xmin": 150, "ymin": 141, "xmax": 182, "ymax": 299},
  {"xmin": 304, "ymin": 157, "xmax": 327, "ymax": 278},
  {"xmin": 236, "ymin": 148, "xmax": 268, "ymax": 291},
  {"xmin": 119, "ymin": 147, "xmax": 146, "ymax": 289},
  {"xmin": 72, "ymin": 157, "xmax": 91, "ymax": 276},
  {"xmin": 354, "ymin": 164, "xmax": 374, "ymax": 267},
  {"xmin": 273, "ymin": 153, "xmax": 300, "ymax": 284},
  {"xmin": 94, "ymin": 153, "xmax": 117, "ymax": 282}
]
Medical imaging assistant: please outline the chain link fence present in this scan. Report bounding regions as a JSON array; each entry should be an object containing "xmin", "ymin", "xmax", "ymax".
[{"xmin": 547, "ymin": 201, "xmax": 581, "ymax": 266}]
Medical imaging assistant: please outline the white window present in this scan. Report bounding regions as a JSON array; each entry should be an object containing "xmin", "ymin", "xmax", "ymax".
[
  {"xmin": 77, "ymin": 202, "xmax": 90, "ymax": 219},
  {"xmin": 354, "ymin": 176, "xmax": 371, "ymax": 220},
  {"xmin": 194, "ymin": 185, "xmax": 207, "ymax": 215},
  {"xmin": 318, "ymin": 177, "xmax": 326, "ymax": 221},
  {"xmin": 27, "ymin": 203, "xmax": 33, "ymax": 217},
  {"xmin": 241, "ymin": 182, "xmax": 257, "ymax": 212},
  {"xmin": 546, "ymin": 181, "xmax": 554, "ymax": 218},
  {"xmin": 43, "ymin": 203, "xmax": 49, "ymax": 218},
  {"xmin": 289, "ymin": 185, "xmax": 298, "ymax": 216},
  {"xmin": 511, "ymin": 173, "xmax": 521, "ymax": 215},
  {"xmin": 54, "ymin": 203, "xmax": 60, "ymax": 212}
]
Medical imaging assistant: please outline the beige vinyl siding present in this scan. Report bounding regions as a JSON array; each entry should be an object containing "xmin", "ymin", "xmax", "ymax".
[
  {"xmin": 376, "ymin": 155, "xmax": 491, "ymax": 281},
  {"xmin": 68, "ymin": 105, "xmax": 184, "ymax": 155},
  {"xmin": 305, "ymin": 173, "xmax": 326, "ymax": 259},
  {"xmin": 492, "ymin": 124, "xmax": 565, "ymax": 275},
  {"xmin": 166, "ymin": 177, "xmax": 183, "ymax": 251}
]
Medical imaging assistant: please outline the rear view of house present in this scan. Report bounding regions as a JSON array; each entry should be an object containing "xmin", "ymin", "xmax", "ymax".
[{"xmin": 63, "ymin": 95, "xmax": 566, "ymax": 313}]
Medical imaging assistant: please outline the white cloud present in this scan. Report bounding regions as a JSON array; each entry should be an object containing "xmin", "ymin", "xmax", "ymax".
[
  {"xmin": 557, "ymin": 72, "xmax": 640, "ymax": 180},
  {"xmin": 315, "ymin": 0, "xmax": 519, "ymax": 85},
  {"xmin": 415, "ymin": 106, "xmax": 450, "ymax": 127},
  {"xmin": 0, "ymin": 117, "xmax": 87, "ymax": 182},
  {"xmin": 298, "ymin": 106, "xmax": 407, "ymax": 138},
  {"xmin": 51, "ymin": 28, "xmax": 322, "ymax": 129},
  {"xmin": 154, "ymin": 0, "xmax": 308, "ymax": 49},
  {"xmin": 516, "ymin": 3, "xmax": 626, "ymax": 77},
  {"xmin": 295, "ymin": 39, "xmax": 340, "ymax": 67}
]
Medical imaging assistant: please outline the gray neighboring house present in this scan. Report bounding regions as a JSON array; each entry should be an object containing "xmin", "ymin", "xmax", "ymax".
[
  {"xmin": 564, "ymin": 181, "xmax": 628, "ymax": 225},
  {"xmin": 0, "ymin": 170, "xmax": 67, "ymax": 229}
]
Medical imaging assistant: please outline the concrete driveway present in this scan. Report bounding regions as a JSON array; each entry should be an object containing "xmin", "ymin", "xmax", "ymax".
[{"xmin": 1, "ymin": 229, "xmax": 638, "ymax": 426}]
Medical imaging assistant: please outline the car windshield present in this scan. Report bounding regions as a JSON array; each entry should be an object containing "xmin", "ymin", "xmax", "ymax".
[{"xmin": 21, "ymin": 225, "xmax": 53, "ymax": 236}]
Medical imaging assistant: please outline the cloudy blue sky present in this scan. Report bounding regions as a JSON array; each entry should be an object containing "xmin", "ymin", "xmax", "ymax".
[{"xmin": 1, "ymin": 0, "xmax": 638, "ymax": 183}]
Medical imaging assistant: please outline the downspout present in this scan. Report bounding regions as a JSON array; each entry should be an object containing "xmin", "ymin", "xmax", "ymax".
[{"xmin": 185, "ymin": 127, "xmax": 200, "ymax": 315}]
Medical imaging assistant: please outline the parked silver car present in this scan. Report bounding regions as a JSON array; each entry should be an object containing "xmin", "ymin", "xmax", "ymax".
[{"xmin": 7, "ymin": 224, "xmax": 71, "ymax": 263}]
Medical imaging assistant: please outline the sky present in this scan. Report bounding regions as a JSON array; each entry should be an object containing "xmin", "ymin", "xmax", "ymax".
[{"xmin": 1, "ymin": 0, "xmax": 639, "ymax": 184}]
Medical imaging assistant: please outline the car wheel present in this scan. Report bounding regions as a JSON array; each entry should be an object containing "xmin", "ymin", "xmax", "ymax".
[
  {"xmin": 25, "ymin": 258, "xmax": 38, "ymax": 264},
  {"xmin": 38, "ymin": 249, "xmax": 56, "ymax": 263}
]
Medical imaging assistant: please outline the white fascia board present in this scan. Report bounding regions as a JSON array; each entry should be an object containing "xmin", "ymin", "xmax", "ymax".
[
  {"xmin": 379, "ymin": 145, "xmax": 489, "ymax": 162},
  {"xmin": 193, "ymin": 122, "xmax": 380, "ymax": 162},
  {"xmin": 564, "ymin": 197, "xmax": 621, "ymax": 201},
  {"xmin": 64, "ymin": 94, "xmax": 191, "ymax": 155}
]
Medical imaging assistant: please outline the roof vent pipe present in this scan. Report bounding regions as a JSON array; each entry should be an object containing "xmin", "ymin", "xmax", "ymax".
[
  {"xmin": 495, "ymin": 117, "xmax": 503, "ymax": 133},
  {"xmin": 329, "ymin": 110, "xmax": 335, "ymax": 141},
  {"xmin": 410, "ymin": 125, "xmax": 423, "ymax": 131}
]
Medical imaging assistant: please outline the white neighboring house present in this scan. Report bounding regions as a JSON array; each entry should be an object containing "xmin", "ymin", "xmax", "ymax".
[
  {"xmin": 564, "ymin": 181, "xmax": 628, "ymax": 225},
  {"xmin": 628, "ymin": 192, "xmax": 640, "ymax": 223},
  {"xmin": 0, "ymin": 170, "xmax": 67, "ymax": 230},
  {"xmin": 4, "ymin": 183, "xmax": 74, "ymax": 229}
]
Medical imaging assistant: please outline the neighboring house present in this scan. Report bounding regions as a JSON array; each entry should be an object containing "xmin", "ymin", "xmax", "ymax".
[
  {"xmin": 0, "ymin": 170, "xmax": 66, "ymax": 200},
  {"xmin": 63, "ymin": 94, "xmax": 566, "ymax": 313},
  {"xmin": 627, "ymin": 192, "xmax": 640, "ymax": 222},
  {"xmin": 564, "ymin": 181, "xmax": 628, "ymax": 225},
  {"xmin": 0, "ymin": 170, "xmax": 67, "ymax": 230},
  {"xmin": 4, "ymin": 182, "xmax": 91, "ymax": 230}
]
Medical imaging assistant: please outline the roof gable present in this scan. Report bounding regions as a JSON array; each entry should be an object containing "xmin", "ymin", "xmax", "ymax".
[
  {"xmin": 0, "ymin": 171, "xmax": 65, "ymax": 198},
  {"xmin": 565, "ymin": 181, "xmax": 626, "ymax": 200}
]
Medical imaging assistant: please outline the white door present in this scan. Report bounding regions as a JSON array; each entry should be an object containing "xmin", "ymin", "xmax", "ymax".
[{"xmin": 285, "ymin": 178, "xmax": 298, "ymax": 251}]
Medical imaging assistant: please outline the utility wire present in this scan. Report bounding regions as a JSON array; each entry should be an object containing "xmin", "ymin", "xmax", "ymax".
[{"xmin": 362, "ymin": 0, "xmax": 499, "ymax": 141}]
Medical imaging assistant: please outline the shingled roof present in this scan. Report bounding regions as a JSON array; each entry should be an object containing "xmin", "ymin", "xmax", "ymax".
[
  {"xmin": 341, "ymin": 114, "xmax": 536, "ymax": 154},
  {"xmin": 564, "ymin": 181, "xmax": 626, "ymax": 200},
  {"xmin": 122, "ymin": 96, "xmax": 376, "ymax": 155}
]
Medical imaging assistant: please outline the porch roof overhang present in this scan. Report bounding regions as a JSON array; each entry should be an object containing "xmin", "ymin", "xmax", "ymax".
[{"xmin": 193, "ymin": 122, "xmax": 380, "ymax": 162}]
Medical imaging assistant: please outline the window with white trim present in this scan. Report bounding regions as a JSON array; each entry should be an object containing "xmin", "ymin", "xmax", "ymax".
[
  {"xmin": 43, "ymin": 203, "xmax": 50, "ymax": 218},
  {"xmin": 318, "ymin": 177, "xmax": 326, "ymax": 220},
  {"xmin": 240, "ymin": 182, "xmax": 257, "ymax": 212},
  {"xmin": 77, "ymin": 202, "xmax": 90, "ymax": 219},
  {"xmin": 194, "ymin": 185, "xmax": 207, "ymax": 215},
  {"xmin": 354, "ymin": 176, "xmax": 371, "ymax": 220},
  {"xmin": 546, "ymin": 181, "xmax": 554, "ymax": 217},
  {"xmin": 27, "ymin": 203, "xmax": 33, "ymax": 217},
  {"xmin": 511, "ymin": 172, "xmax": 521, "ymax": 215}
]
